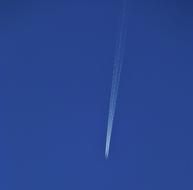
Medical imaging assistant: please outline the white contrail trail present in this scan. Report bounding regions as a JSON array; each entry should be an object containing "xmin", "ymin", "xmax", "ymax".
[{"xmin": 105, "ymin": 0, "xmax": 128, "ymax": 159}]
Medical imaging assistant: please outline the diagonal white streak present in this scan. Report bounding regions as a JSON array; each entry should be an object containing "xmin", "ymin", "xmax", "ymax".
[{"xmin": 105, "ymin": 0, "xmax": 128, "ymax": 158}]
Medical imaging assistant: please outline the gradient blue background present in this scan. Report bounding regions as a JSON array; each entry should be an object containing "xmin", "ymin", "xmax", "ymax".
[{"xmin": 0, "ymin": 0, "xmax": 192, "ymax": 189}]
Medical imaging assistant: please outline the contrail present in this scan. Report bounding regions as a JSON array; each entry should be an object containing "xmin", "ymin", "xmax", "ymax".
[{"xmin": 105, "ymin": 0, "xmax": 128, "ymax": 159}]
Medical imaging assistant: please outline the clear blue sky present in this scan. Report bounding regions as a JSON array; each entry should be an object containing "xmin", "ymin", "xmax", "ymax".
[{"xmin": 0, "ymin": 0, "xmax": 192, "ymax": 189}]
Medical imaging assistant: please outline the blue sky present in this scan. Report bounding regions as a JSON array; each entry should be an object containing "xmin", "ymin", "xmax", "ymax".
[{"xmin": 0, "ymin": 0, "xmax": 192, "ymax": 189}]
